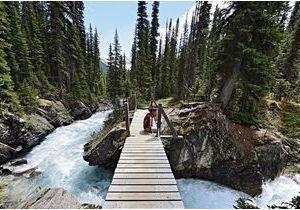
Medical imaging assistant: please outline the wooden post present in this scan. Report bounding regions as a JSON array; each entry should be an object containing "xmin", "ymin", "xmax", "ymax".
[
  {"xmin": 160, "ymin": 106, "xmax": 178, "ymax": 138},
  {"xmin": 156, "ymin": 104, "xmax": 162, "ymax": 137},
  {"xmin": 134, "ymin": 93, "xmax": 137, "ymax": 111},
  {"xmin": 124, "ymin": 101, "xmax": 130, "ymax": 137}
]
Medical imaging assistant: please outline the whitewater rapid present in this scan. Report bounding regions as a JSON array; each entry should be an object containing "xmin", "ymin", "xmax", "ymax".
[
  {"xmin": 5, "ymin": 111, "xmax": 299, "ymax": 208},
  {"xmin": 8, "ymin": 111, "xmax": 113, "ymax": 206}
]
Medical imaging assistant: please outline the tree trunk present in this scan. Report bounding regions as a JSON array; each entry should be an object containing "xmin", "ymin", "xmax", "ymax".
[{"xmin": 217, "ymin": 58, "xmax": 243, "ymax": 110}]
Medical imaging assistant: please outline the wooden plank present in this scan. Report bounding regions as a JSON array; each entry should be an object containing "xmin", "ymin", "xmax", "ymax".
[
  {"xmin": 117, "ymin": 163, "xmax": 170, "ymax": 168},
  {"xmin": 104, "ymin": 109, "xmax": 183, "ymax": 208},
  {"xmin": 160, "ymin": 135, "xmax": 183, "ymax": 139},
  {"xmin": 111, "ymin": 179, "xmax": 176, "ymax": 185},
  {"xmin": 105, "ymin": 192, "xmax": 181, "ymax": 201},
  {"xmin": 122, "ymin": 148, "xmax": 165, "ymax": 154},
  {"xmin": 115, "ymin": 168, "xmax": 172, "ymax": 173},
  {"xmin": 122, "ymin": 149, "xmax": 165, "ymax": 153},
  {"xmin": 122, "ymin": 151, "xmax": 166, "ymax": 156},
  {"xmin": 123, "ymin": 146, "xmax": 164, "ymax": 149},
  {"xmin": 113, "ymin": 173, "xmax": 174, "ymax": 179},
  {"xmin": 120, "ymin": 154, "xmax": 167, "ymax": 157},
  {"xmin": 108, "ymin": 185, "xmax": 179, "ymax": 192},
  {"xmin": 124, "ymin": 143, "xmax": 164, "ymax": 148},
  {"xmin": 118, "ymin": 159, "xmax": 169, "ymax": 163},
  {"xmin": 103, "ymin": 201, "xmax": 184, "ymax": 208},
  {"xmin": 119, "ymin": 156, "xmax": 168, "ymax": 160}
]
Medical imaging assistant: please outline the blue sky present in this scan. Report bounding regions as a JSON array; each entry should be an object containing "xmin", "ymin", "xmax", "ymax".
[{"xmin": 84, "ymin": 1, "xmax": 195, "ymax": 60}]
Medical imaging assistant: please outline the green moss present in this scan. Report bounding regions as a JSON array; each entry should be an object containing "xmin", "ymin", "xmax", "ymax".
[
  {"xmin": 285, "ymin": 165, "xmax": 300, "ymax": 173},
  {"xmin": 280, "ymin": 111, "xmax": 300, "ymax": 138},
  {"xmin": 156, "ymin": 97, "xmax": 188, "ymax": 108},
  {"xmin": 229, "ymin": 111, "xmax": 262, "ymax": 126}
]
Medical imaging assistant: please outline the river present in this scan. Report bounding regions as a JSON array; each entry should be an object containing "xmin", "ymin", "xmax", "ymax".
[{"xmin": 5, "ymin": 111, "xmax": 300, "ymax": 208}]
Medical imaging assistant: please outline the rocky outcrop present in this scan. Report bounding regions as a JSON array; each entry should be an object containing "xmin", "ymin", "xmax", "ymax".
[
  {"xmin": 83, "ymin": 123, "xmax": 127, "ymax": 168},
  {"xmin": 0, "ymin": 99, "xmax": 111, "ymax": 165},
  {"xmin": 0, "ymin": 143, "xmax": 19, "ymax": 165},
  {"xmin": 162, "ymin": 102, "xmax": 288, "ymax": 196},
  {"xmin": 37, "ymin": 99, "xmax": 73, "ymax": 127},
  {"xmin": 15, "ymin": 188, "xmax": 83, "ymax": 209},
  {"xmin": 71, "ymin": 101, "xmax": 112, "ymax": 120}
]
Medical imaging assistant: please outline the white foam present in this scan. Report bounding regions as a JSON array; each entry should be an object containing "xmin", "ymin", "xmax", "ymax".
[{"xmin": 9, "ymin": 111, "xmax": 113, "ymax": 205}]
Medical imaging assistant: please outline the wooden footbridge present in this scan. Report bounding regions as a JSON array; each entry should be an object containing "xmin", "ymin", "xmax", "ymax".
[{"xmin": 103, "ymin": 106, "xmax": 184, "ymax": 208}]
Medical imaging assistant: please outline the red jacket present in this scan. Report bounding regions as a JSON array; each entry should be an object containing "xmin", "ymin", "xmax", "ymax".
[{"xmin": 143, "ymin": 113, "xmax": 156, "ymax": 129}]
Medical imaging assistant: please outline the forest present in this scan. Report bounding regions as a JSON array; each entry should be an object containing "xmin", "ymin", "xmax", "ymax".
[{"xmin": 1, "ymin": 1, "xmax": 300, "ymax": 127}]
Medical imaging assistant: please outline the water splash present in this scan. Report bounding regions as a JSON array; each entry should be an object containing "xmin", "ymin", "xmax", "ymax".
[
  {"xmin": 176, "ymin": 178, "xmax": 248, "ymax": 209},
  {"xmin": 254, "ymin": 173, "xmax": 300, "ymax": 208},
  {"xmin": 8, "ymin": 111, "xmax": 113, "ymax": 206}
]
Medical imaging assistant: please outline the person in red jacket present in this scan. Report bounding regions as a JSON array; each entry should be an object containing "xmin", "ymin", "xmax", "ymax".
[{"xmin": 143, "ymin": 107, "xmax": 157, "ymax": 133}]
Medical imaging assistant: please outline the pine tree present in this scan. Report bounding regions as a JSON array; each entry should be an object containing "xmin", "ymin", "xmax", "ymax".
[
  {"xmin": 149, "ymin": 1, "xmax": 160, "ymax": 84},
  {"xmin": 48, "ymin": 1, "xmax": 67, "ymax": 99},
  {"xmin": 21, "ymin": 2, "xmax": 52, "ymax": 95},
  {"xmin": 5, "ymin": 1, "xmax": 38, "ymax": 108},
  {"xmin": 160, "ymin": 20, "xmax": 172, "ymax": 98},
  {"xmin": 176, "ymin": 15, "xmax": 189, "ymax": 99},
  {"xmin": 68, "ymin": 21, "xmax": 89, "ymax": 102},
  {"xmin": 107, "ymin": 44, "xmax": 117, "ymax": 103},
  {"xmin": 0, "ymin": 2, "xmax": 20, "ymax": 114},
  {"xmin": 113, "ymin": 29, "xmax": 122, "ymax": 96},
  {"xmin": 169, "ymin": 18, "xmax": 179, "ymax": 95},
  {"xmin": 281, "ymin": 3, "xmax": 300, "ymax": 85},
  {"xmin": 92, "ymin": 28, "xmax": 105, "ymax": 98},
  {"xmin": 215, "ymin": 2, "xmax": 286, "ymax": 123},
  {"xmin": 135, "ymin": 1, "xmax": 152, "ymax": 98}
]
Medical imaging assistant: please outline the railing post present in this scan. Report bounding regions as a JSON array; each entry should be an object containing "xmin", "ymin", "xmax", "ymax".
[
  {"xmin": 134, "ymin": 93, "xmax": 137, "ymax": 111},
  {"xmin": 160, "ymin": 105, "xmax": 178, "ymax": 138},
  {"xmin": 124, "ymin": 100, "xmax": 130, "ymax": 137},
  {"xmin": 156, "ymin": 104, "xmax": 162, "ymax": 137}
]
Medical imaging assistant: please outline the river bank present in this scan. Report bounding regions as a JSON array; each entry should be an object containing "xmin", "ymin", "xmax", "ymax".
[
  {"xmin": 0, "ymin": 111, "xmax": 113, "ymax": 208},
  {"xmin": 0, "ymin": 98, "xmax": 112, "ymax": 166},
  {"xmin": 83, "ymin": 101, "xmax": 300, "ymax": 205},
  {"xmin": 0, "ymin": 110, "xmax": 299, "ymax": 209}
]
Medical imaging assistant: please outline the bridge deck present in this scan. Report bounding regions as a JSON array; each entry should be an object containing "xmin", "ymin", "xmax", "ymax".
[{"xmin": 103, "ymin": 109, "xmax": 184, "ymax": 209}]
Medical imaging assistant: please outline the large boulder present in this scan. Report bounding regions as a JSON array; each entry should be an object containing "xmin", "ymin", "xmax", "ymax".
[
  {"xmin": 15, "ymin": 188, "xmax": 82, "ymax": 209},
  {"xmin": 0, "ymin": 143, "xmax": 18, "ymax": 165},
  {"xmin": 71, "ymin": 102, "xmax": 93, "ymax": 120},
  {"xmin": 162, "ymin": 102, "xmax": 287, "ymax": 196},
  {"xmin": 37, "ymin": 99, "xmax": 73, "ymax": 127},
  {"xmin": 83, "ymin": 123, "xmax": 127, "ymax": 168}
]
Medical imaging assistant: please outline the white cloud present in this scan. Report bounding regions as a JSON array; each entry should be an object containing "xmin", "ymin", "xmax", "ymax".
[{"xmin": 157, "ymin": 1, "xmax": 227, "ymax": 48}]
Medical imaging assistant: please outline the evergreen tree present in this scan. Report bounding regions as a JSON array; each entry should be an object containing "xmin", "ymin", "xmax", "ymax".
[
  {"xmin": 149, "ymin": 1, "xmax": 160, "ymax": 83},
  {"xmin": 169, "ymin": 18, "xmax": 179, "ymax": 95},
  {"xmin": 68, "ymin": 21, "xmax": 89, "ymax": 102},
  {"xmin": 5, "ymin": 1, "xmax": 38, "ymax": 108},
  {"xmin": 0, "ymin": 2, "xmax": 20, "ymax": 114},
  {"xmin": 176, "ymin": 15, "xmax": 189, "ymax": 99},
  {"xmin": 160, "ymin": 20, "xmax": 172, "ymax": 98},
  {"xmin": 92, "ymin": 28, "xmax": 105, "ymax": 98},
  {"xmin": 214, "ymin": 2, "xmax": 286, "ymax": 123},
  {"xmin": 48, "ymin": 1, "xmax": 67, "ymax": 99},
  {"xmin": 130, "ymin": 26, "xmax": 138, "ymax": 88},
  {"xmin": 21, "ymin": 1, "xmax": 52, "ymax": 95},
  {"xmin": 135, "ymin": 1, "xmax": 152, "ymax": 98},
  {"xmin": 281, "ymin": 3, "xmax": 300, "ymax": 86}
]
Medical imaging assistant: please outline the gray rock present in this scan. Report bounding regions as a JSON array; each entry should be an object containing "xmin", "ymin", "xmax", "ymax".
[
  {"xmin": 83, "ymin": 123, "xmax": 127, "ymax": 168},
  {"xmin": 37, "ymin": 99, "xmax": 73, "ymax": 127},
  {"xmin": 71, "ymin": 102, "xmax": 93, "ymax": 120},
  {"xmin": 10, "ymin": 159, "xmax": 27, "ymax": 166},
  {"xmin": 15, "ymin": 188, "xmax": 82, "ymax": 209},
  {"xmin": 22, "ymin": 114, "xmax": 54, "ymax": 148},
  {"xmin": 162, "ymin": 102, "xmax": 287, "ymax": 196},
  {"xmin": 0, "ymin": 142, "xmax": 17, "ymax": 165}
]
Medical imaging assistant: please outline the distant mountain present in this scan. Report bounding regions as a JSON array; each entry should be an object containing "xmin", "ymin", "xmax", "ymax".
[
  {"xmin": 100, "ymin": 58, "xmax": 109, "ymax": 73},
  {"xmin": 100, "ymin": 57, "xmax": 131, "ymax": 73}
]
